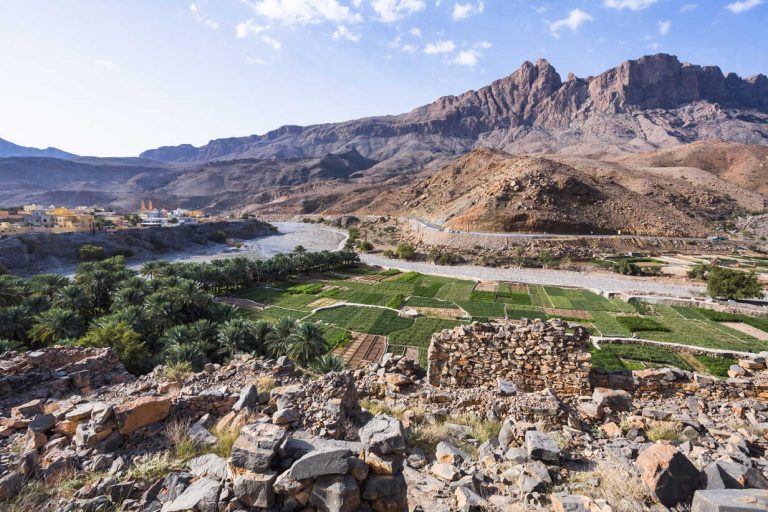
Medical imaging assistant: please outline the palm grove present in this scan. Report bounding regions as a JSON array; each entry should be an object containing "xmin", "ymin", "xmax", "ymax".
[{"xmin": 0, "ymin": 249, "xmax": 359, "ymax": 374}]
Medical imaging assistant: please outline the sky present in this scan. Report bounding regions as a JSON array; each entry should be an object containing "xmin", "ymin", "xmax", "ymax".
[{"xmin": 1, "ymin": 0, "xmax": 767, "ymax": 157}]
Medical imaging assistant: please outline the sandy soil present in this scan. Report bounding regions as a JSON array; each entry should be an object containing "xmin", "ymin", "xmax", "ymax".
[{"xmin": 721, "ymin": 322, "xmax": 768, "ymax": 340}]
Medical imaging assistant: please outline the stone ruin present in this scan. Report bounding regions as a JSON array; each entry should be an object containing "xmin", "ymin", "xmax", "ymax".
[{"xmin": 427, "ymin": 319, "xmax": 592, "ymax": 395}]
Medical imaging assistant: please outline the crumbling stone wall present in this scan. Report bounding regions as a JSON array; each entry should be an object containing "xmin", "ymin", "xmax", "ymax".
[{"xmin": 427, "ymin": 319, "xmax": 592, "ymax": 395}]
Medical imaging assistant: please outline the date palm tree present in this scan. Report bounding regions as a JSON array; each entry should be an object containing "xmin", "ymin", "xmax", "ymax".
[
  {"xmin": 28, "ymin": 308, "xmax": 83, "ymax": 346},
  {"xmin": 286, "ymin": 322, "xmax": 326, "ymax": 366},
  {"xmin": 266, "ymin": 317, "xmax": 298, "ymax": 357}
]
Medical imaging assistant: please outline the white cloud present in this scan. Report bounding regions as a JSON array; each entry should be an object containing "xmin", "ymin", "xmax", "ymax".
[
  {"xmin": 261, "ymin": 35, "xmax": 282, "ymax": 50},
  {"xmin": 95, "ymin": 59, "xmax": 116, "ymax": 69},
  {"xmin": 372, "ymin": 0, "xmax": 426, "ymax": 23},
  {"xmin": 332, "ymin": 24, "xmax": 361, "ymax": 41},
  {"xmin": 475, "ymin": 40, "xmax": 492, "ymax": 49},
  {"xmin": 452, "ymin": 1, "xmax": 484, "ymax": 20},
  {"xmin": 249, "ymin": 0, "xmax": 362, "ymax": 25},
  {"xmin": 246, "ymin": 56, "xmax": 267, "ymax": 64},
  {"xmin": 603, "ymin": 0, "xmax": 657, "ymax": 10},
  {"xmin": 726, "ymin": 0, "xmax": 764, "ymax": 13},
  {"xmin": 680, "ymin": 3, "xmax": 697, "ymax": 12},
  {"xmin": 402, "ymin": 43, "xmax": 418, "ymax": 53},
  {"xmin": 409, "ymin": 27, "xmax": 422, "ymax": 37},
  {"xmin": 647, "ymin": 42, "xmax": 660, "ymax": 50},
  {"xmin": 236, "ymin": 19, "xmax": 269, "ymax": 38},
  {"xmin": 423, "ymin": 39, "xmax": 455, "ymax": 54},
  {"xmin": 549, "ymin": 9, "xmax": 593, "ymax": 38},
  {"xmin": 190, "ymin": 3, "xmax": 219, "ymax": 29},
  {"xmin": 658, "ymin": 20, "xmax": 670, "ymax": 35},
  {"xmin": 453, "ymin": 49, "xmax": 479, "ymax": 65}
]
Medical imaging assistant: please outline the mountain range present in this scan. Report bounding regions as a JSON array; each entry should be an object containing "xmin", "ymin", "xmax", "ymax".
[{"xmin": 1, "ymin": 53, "xmax": 767, "ymax": 235}]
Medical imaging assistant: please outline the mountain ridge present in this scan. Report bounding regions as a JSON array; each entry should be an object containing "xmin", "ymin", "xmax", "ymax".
[
  {"xmin": 140, "ymin": 53, "xmax": 768, "ymax": 165},
  {"xmin": 0, "ymin": 137, "xmax": 78, "ymax": 159}
]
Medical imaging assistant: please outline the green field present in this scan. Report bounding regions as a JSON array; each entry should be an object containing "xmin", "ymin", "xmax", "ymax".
[{"xmin": 233, "ymin": 267, "xmax": 768, "ymax": 375}]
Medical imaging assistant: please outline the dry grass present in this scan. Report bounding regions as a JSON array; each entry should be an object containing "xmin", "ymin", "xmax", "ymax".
[
  {"xmin": 574, "ymin": 455, "xmax": 652, "ymax": 512},
  {"xmin": 210, "ymin": 428, "xmax": 240, "ymax": 458},
  {"xmin": 164, "ymin": 361, "xmax": 192, "ymax": 382},
  {"xmin": 646, "ymin": 421, "xmax": 682, "ymax": 442},
  {"xmin": 127, "ymin": 451, "xmax": 179, "ymax": 482},
  {"xmin": 256, "ymin": 375, "xmax": 276, "ymax": 392},
  {"xmin": 3, "ymin": 481, "xmax": 55, "ymax": 512}
]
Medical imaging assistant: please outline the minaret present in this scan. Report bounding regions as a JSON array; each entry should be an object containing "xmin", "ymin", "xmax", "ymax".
[
  {"xmin": 148, "ymin": 200, "xmax": 154, "ymax": 211},
  {"xmin": 140, "ymin": 200, "xmax": 146, "ymax": 211}
]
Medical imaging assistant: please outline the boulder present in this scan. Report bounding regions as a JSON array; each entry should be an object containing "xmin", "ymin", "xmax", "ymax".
[
  {"xmin": 702, "ymin": 461, "xmax": 768, "ymax": 490},
  {"xmin": 362, "ymin": 450, "xmax": 403, "ymax": 476},
  {"xmin": 691, "ymin": 489, "xmax": 768, "ymax": 512},
  {"xmin": 29, "ymin": 413, "xmax": 56, "ymax": 433},
  {"xmin": 430, "ymin": 463, "xmax": 461, "ymax": 482},
  {"xmin": 286, "ymin": 448, "xmax": 352, "ymax": 480},
  {"xmin": 498, "ymin": 419, "xmax": 515, "ymax": 450},
  {"xmin": 161, "ymin": 477, "xmax": 221, "ymax": 512},
  {"xmin": 0, "ymin": 471, "xmax": 24, "ymax": 500},
  {"xmin": 436, "ymin": 441, "xmax": 469, "ymax": 466},
  {"xmin": 517, "ymin": 460, "xmax": 551, "ymax": 493},
  {"xmin": 524, "ymin": 430, "xmax": 560, "ymax": 462},
  {"xmin": 229, "ymin": 422, "xmax": 287, "ymax": 473},
  {"xmin": 497, "ymin": 379, "xmax": 517, "ymax": 396},
  {"xmin": 309, "ymin": 474, "xmax": 360, "ymax": 512},
  {"xmin": 592, "ymin": 387, "xmax": 632, "ymax": 412},
  {"xmin": 114, "ymin": 396, "xmax": 171, "ymax": 434},
  {"xmin": 233, "ymin": 384, "xmax": 258, "ymax": 412},
  {"xmin": 233, "ymin": 471, "xmax": 276, "ymax": 508},
  {"xmin": 358, "ymin": 414, "xmax": 406, "ymax": 455},
  {"xmin": 11, "ymin": 399, "xmax": 44, "ymax": 418},
  {"xmin": 455, "ymin": 485, "xmax": 489, "ymax": 511},
  {"xmin": 272, "ymin": 408, "xmax": 300, "ymax": 425},
  {"xmin": 188, "ymin": 454, "xmax": 229, "ymax": 481},
  {"xmin": 637, "ymin": 442, "xmax": 700, "ymax": 507}
]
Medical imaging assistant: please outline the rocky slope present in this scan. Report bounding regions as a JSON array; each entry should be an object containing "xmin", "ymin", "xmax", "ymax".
[
  {"xmin": 359, "ymin": 147, "xmax": 766, "ymax": 236},
  {"xmin": 142, "ymin": 54, "xmax": 768, "ymax": 169},
  {"xmin": 0, "ymin": 318, "xmax": 766, "ymax": 511}
]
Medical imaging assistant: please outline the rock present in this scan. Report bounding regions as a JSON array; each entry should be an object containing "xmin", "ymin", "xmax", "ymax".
[
  {"xmin": 702, "ymin": 461, "xmax": 768, "ymax": 490},
  {"xmin": 348, "ymin": 457, "xmax": 370, "ymax": 482},
  {"xmin": 504, "ymin": 447, "xmax": 528, "ymax": 464},
  {"xmin": 362, "ymin": 450, "xmax": 403, "ymax": 476},
  {"xmin": 455, "ymin": 485, "xmax": 489, "ymax": 511},
  {"xmin": 358, "ymin": 414, "xmax": 406, "ymax": 455},
  {"xmin": 691, "ymin": 489, "xmax": 768, "ymax": 512},
  {"xmin": 75, "ymin": 423, "xmax": 113, "ymax": 448},
  {"xmin": 233, "ymin": 471, "xmax": 276, "ymax": 508},
  {"xmin": 233, "ymin": 384, "xmax": 258, "ymax": 411},
  {"xmin": 579, "ymin": 402, "xmax": 603, "ymax": 421},
  {"xmin": 0, "ymin": 471, "xmax": 24, "ymax": 500},
  {"xmin": 310, "ymin": 474, "xmax": 361, "ymax": 512},
  {"xmin": 497, "ymin": 379, "xmax": 517, "ymax": 396},
  {"xmin": 188, "ymin": 454, "xmax": 229, "ymax": 481},
  {"xmin": 637, "ymin": 442, "xmax": 700, "ymax": 507},
  {"xmin": 599, "ymin": 421, "xmax": 622, "ymax": 438},
  {"xmin": 435, "ymin": 442, "xmax": 469, "ymax": 466},
  {"xmin": 272, "ymin": 408, "xmax": 300, "ymax": 425},
  {"xmin": 29, "ymin": 413, "xmax": 55, "ymax": 433},
  {"xmin": 498, "ymin": 419, "xmax": 515, "ymax": 450},
  {"xmin": 551, "ymin": 492, "xmax": 611, "ymax": 512},
  {"xmin": 361, "ymin": 473, "xmax": 407, "ymax": 502},
  {"xmin": 524, "ymin": 430, "xmax": 560, "ymax": 462},
  {"xmin": 518, "ymin": 460, "xmax": 552, "ymax": 493},
  {"xmin": 161, "ymin": 477, "xmax": 221, "ymax": 512},
  {"xmin": 114, "ymin": 396, "xmax": 171, "ymax": 434},
  {"xmin": 430, "ymin": 462, "xmax": 461, "ymax": 482},
  {"xmin": 592, "ymin": 387, "xmax": 632, "ymax": 412},
  {"xmin": 11, "ymin": 399, "xmax": 44, "ymax": 418},
  {"xmin": 230, "ymin": 422, "xmax": 287, "ymax": 473},
  {"xmin": 286, "ymin": 448, "xmax": 352, "ymax": 480}
]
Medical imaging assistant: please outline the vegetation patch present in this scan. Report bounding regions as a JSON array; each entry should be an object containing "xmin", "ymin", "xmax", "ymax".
[{"xmin": 615, "ymin": 316, "xmax": 671, "ymax": 333}]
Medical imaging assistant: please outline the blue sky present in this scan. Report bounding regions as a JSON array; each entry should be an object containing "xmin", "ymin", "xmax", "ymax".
[{"xmin": 1, "ymin": 0, "xmax": 766, "ymax": 157}]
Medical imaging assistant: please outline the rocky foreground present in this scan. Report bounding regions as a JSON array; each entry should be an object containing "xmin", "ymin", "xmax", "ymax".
[{"xmin": 0, "ymin": 335, "xmax": 767, "ymax": 511}]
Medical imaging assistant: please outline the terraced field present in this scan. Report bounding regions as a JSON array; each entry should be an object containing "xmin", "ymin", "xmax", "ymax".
[{"xmin": 234, "ymin": 267, "xmax": 768, "ymax": 371}]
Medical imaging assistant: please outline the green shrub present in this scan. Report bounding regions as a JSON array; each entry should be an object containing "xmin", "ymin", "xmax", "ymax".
[
  {"xmin": 706, "ymin": 266, "xmax": 762, "ymax": 299},
  {"xmin": 78, "ymin": 244, "xmax": 105, "ymax": 261}
]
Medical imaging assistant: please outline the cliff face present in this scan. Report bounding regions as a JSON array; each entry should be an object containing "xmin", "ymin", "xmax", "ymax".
[
  {"xmin": 0, "ymin": 220, "xmax": 273, "ymax": 273},
  {"xmin": 140, "ymin": 54, "xmax": 768, "ymax": 164}
]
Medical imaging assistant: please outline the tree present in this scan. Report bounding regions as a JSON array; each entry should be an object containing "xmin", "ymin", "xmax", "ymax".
[
  {"xmin": 78, "ymin": 320, "xmax": 147, "ymax": 374},
  {"xmin": 286, "ymin": 322, "xmax": 326, "ymax": 366},
  {"xmin": 266, "ymin": 317, "xmax": 299, "ymax": 357},
  {"xmin": 216, "ymin": 318, "xmax": 256, "ymax": 358},
  {"xmin": 706, "ymin": 267, "xmax": 763, "ymax": 300},
  {"xmin": 395, "ymin": 244, "xmax": 415, "ymax": 260},
  {"xmin": 311, "ymin": 354, "xmax": 346, "ymax": 373},
  {"xmin": 28, "ymin": 308, "xmax": 84, "ymax": 345}
]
